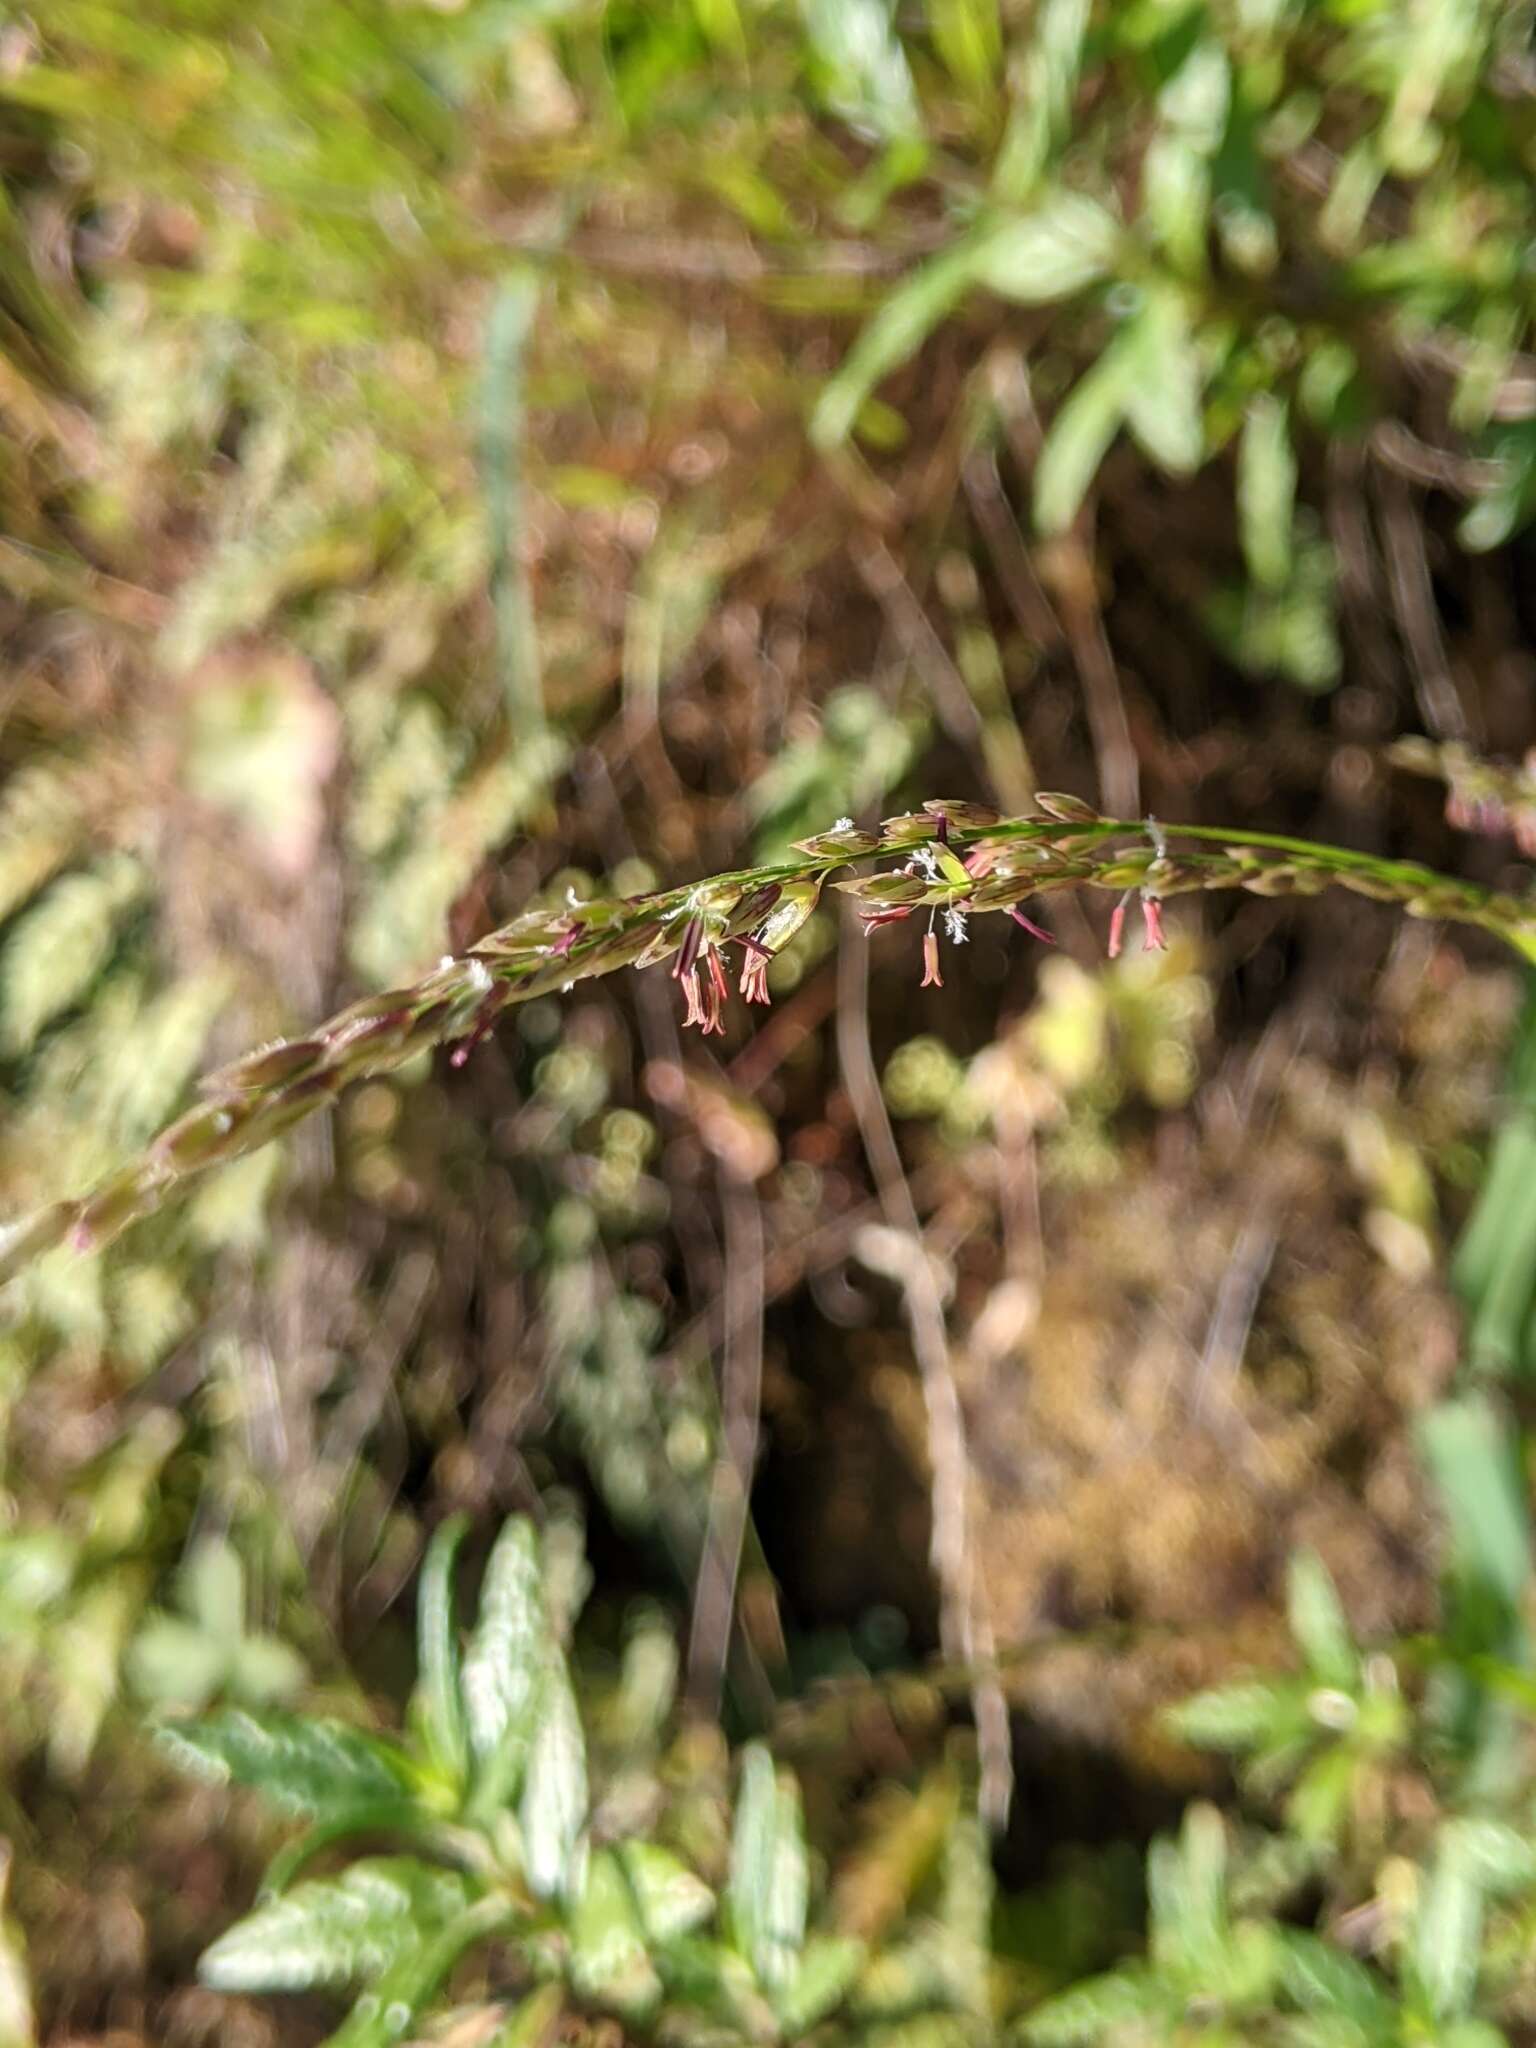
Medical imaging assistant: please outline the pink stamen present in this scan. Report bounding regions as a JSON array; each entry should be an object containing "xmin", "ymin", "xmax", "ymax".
[
  {"xmin": 859, "ymin": 904, "xmax": 916, "ymax": 932},
  {"xmin": 1007, "ymin": 905, "xmax": 1056, "ymax": 945},
  {"xmin": 1142, "ymin": 895, "xmax": 1167, "ymax": 951},
  {"xmin": 922, "ymin": 931, "xmax": 944, "ymax": 988},
  {"xmin": 680, "ymin": 967, "xmax": 706, "ymax": 1028}
]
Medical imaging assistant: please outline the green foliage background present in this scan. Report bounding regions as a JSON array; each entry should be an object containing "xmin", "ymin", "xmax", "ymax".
[{"xmin": 3, "ymin": 0, "xmax": 1536, "ymax": 2042}]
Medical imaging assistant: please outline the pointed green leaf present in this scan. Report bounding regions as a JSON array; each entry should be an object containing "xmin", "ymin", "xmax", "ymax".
[
  {"xmin": 1278, "ymin": 1929, "xmax": 1392, "ymax": 2027},
  {"xmin": 1148, "ymin": 1803, "xmax": 1227, "ymax": 1981},
  {"xmin": 463, "ymin": 1519, "xmax": 546, "ymax": 1762},
  {"xmin": 1442, "ymin": 1817, "xmax": 1536, "ymax": 1897},
  {"xmin": 1419, "ymin": 1399, "xmax": 1533, "ymax": 1629},
  {"xmin": 157, "ymin": 1708, "xmax": 419, "ymax": 1821},
  {"xmin": 970, "ymin": 192, "xmax": 1120, "ymax": 304},
  {"xmin": 412, "ymin": 1514, "xmax": 470, "ymax": 1788},
  {"xmin": 1165, "ymin": 1681, "xmax": 1297, "ymax": 1753},
  {"xmin": 199, "ymin": 1858, "xmax": 479, "ymax": 1994},
  {"xmin": 1239, "ymin": 395, "xmax": 1298, "ymax": 592},
  {"xmin": 801, "ymin": 0, "xmax": 920, "ymax": 142},
  {"xmin": 518, "ymin": 1651, "xmax": 588, "ymax": 1902},
  {"xmin": 1121, "ymin": 293, "xmax": 1205, "ymax": 476},
  {"xmin": 569, "ymin": 1848, "xmax": 661, "ymax": 2021},
  {"xmin": 1284, "ymin": 1745, "xmax": 1356, "ymax": 1847},
  {"xmin": 1033, "ymin": 337, "xmax": 1135, "ymax": 534},
  {"xmin": 929, "ymin": 0, "xmax": 1001, "ymax": 91},
  {"xmin": 463, "ymin": 1519, "xmax": 549, "ymax": 1817},
  {"xmin": 993, "ymin": 0, "xmax": 1090, "ymax": 200},
  {"xmin": 729, "ymin": 1745, "xmax": 807, "ymax": 1994},
  {"xmin": 1286, "ymin": 1551, "xmax": 1359, "ymax": 1689},
  {"xmin": 811, "ymin": 236, "xmax": 988, "ymax": 449},
  {"xmin": 1143, "ymin": 134, "xmax": 1210, "ymax": 278},
  {"xmin": 1412, "ymin": 1830, "xmax": 1485, "ymax": 2022}
]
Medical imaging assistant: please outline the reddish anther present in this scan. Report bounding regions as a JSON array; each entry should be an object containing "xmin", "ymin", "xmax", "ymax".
[
  {"xmin": 921, "ymin": 931, "xmax": 944, "ymax": 988},
  {"xmin": 1142, "ymin": 896, "xmax": 1167, "ymax": 951},
  {"xmin": 707, "ymin": 945, "xmax": 730, "ymax": 1006}
]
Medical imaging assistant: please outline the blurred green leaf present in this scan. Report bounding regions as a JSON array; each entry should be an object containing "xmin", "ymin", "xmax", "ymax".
[
  {"xmin": 199, "ymin": 1857, "xmax": 479, "ymax": 1994},
  {"xmin": 0, "ymin": 858, "xmax": 145, "ymax": 1057},
  {"xmin": 1410, "ymin": 1827, "xmax": 1485, "ymax": 2022},
  {"xmin": 929, "ymin": 0, "xmax": 1002, "ymax": 92},
  {"xmin": 970, "ymin": 192, "xmax": 1120, "ymax": 303},
  {"xmin": 1021, "ymin": 1966, "xmax": 1163, "ymax": 2046},
  {"xmin": 1164, "ymin": 1681, "xmax": 1293, "ymax": 1753},
  {"xmin": 1286, "ymin": 1551, "xmax": 1359, "ymax": 1690},
  {"xmin": 1419, "ymin": 1398, "xmax": 1532, "ymax": 1633},
  {"xmin": 0, "ymin": 1849, "xmax": 34, "ymax": 2048},
  {"xmin": 1121, "ymin": 291, "xmax": 1205, "ymax": 476},
  {"xmin": 774, "ymin": 1934, "xmax": 867, "ymax": 2035},
  {"xmin": 810, "ymin": 234, "xmax": 991, "ymax": 449},
  {"xmin": 411, "ymin": 1513, "xmax": 470, "ymax": 1790},
  {"xmin": 1238, "ymin": 394, "xmax": 1298, "ymax": 593},
  {"xmin": 618, "ymin": 1841, "xmax": 715, "ymax": 1944},
  {"xmin": 800, "ymin": 0, "xmax": 921, "ymax": 141},
  {"xmin": 1032, "ymin": 328, "xmax": 1134, "ymax": 534},
  {"xmin": 518, "ymin": 1649, "xmax": 588, "ymax": 1903},
  {"xmin": 1147, "ymin": 1802, "xmax": 1227, "ymax": 1983},
  {"xmin": 158, "ymin": 1706, "xmax": 419, "ymax": 1820},
  {"xmin": 569, "ymin": 1847, "xmax": 662, "ymax": 2019},
  {"xmin": 1277, "ymin": 1928, "xmax": 1392, "ymax": 2029},
  {"xmin": 729, "ymin": 1744, "xmax": 808, "ymax": 1994},
  {"xmin": 462, "ymin": 1518, "xmax": 546, "ymax": 1810}
]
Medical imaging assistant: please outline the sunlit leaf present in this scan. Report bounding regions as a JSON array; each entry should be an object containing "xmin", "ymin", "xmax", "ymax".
[
  {"xmin": 729, "ymin": 1744, "xmax": 808, "ymax": 1993},
  {"xmin": 518, "ymin": 1649, "xmax": 588, "ymax": 1902},
  {"xmin": 1278, "ymin": 1928, "xmax": 1392, "ymax": 2028},
  {"xmin": 199, "ymin": 1858, "xmax": 478, "ymax": 1993},
  {"xmin": 1165, "ymin": 1681, "xmax": 1296, "ymax": 1753},
  {"xmin": 1286, "ymin": 1551, "xmax": 1359, "ymax": 1689},
  {"xmin": 970, "ymin": 192, "xmax": 1120, "ymax": 304},
  {"xmin": 462, "ymin": 1518, "xmax": 546, "ymax": 1809},
  {"xmin": 568, "ymin": 1847, "xmax": 662, "ymax": 2020},
  {"xmin": 411, "ymin": 1513, "xmax": 470, "ymax": 1790},
  {"xmin": 1411, "ymin": 1827, "xmax": 1485, "ymax": 2022}
]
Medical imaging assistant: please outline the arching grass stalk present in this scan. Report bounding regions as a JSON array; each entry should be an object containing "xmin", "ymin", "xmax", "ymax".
[{"xmin": 3, "ymin": 795, "xmax": 1533, "ymax": 1284}]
